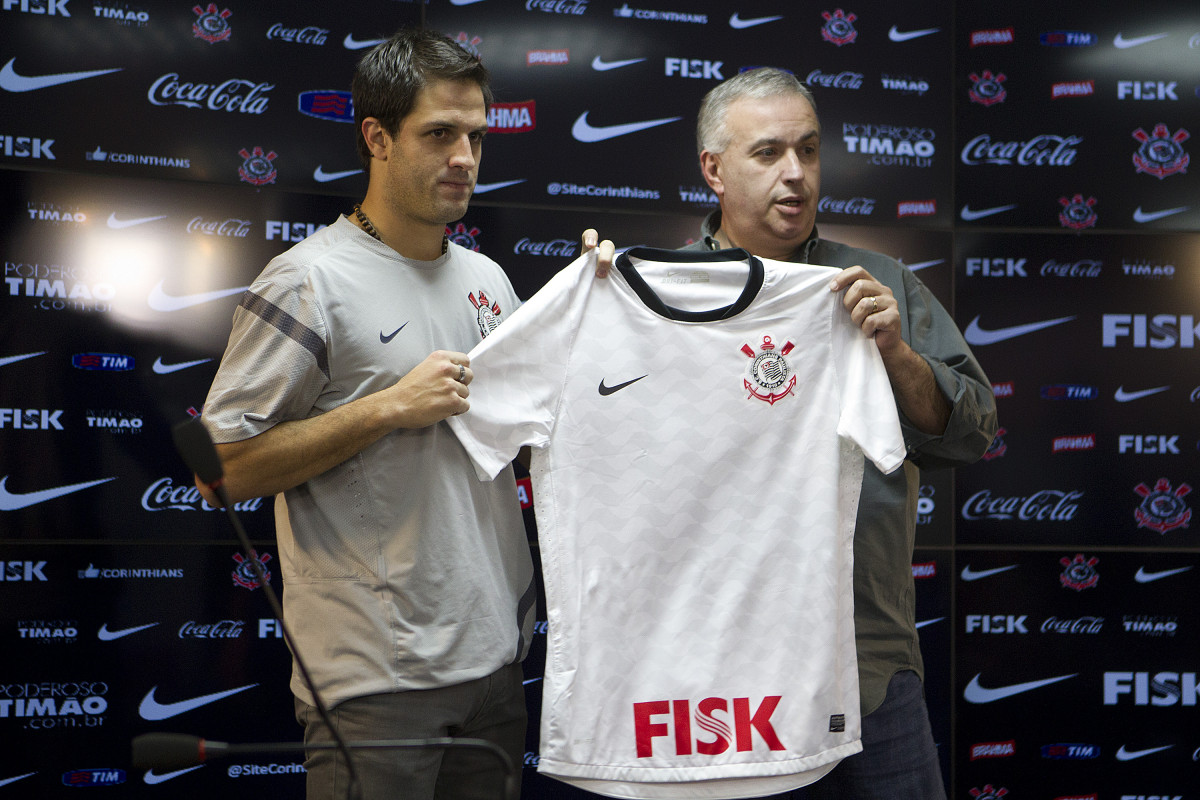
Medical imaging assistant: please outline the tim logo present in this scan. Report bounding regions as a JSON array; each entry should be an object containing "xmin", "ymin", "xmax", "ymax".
[
  {"xmin": 193, "ymin": 3, "xmax": 232, "ymax": 44},
  {"xmin": 633, "ymin": 696, "xmax": 786, "ymax": 757},
  {"xmin": 62, "ymin": 769, "xmax": 126, "ymax": 787},
  {"xmin": 820, "ymin": 9, "xmax": 858, "ymax": 46}
]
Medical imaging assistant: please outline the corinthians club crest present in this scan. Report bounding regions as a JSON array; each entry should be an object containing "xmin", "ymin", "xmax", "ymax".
[
  {"xmin": 1133, "ymin": 477, "xmax": 1192, "ymax": 533},
  {"xmin": 741, "ymin": 335, "xmax": 796, "ymax": 405},
  {"xmin": 469, "ymin": 290, "xmax": 502, "ymax": 337}
]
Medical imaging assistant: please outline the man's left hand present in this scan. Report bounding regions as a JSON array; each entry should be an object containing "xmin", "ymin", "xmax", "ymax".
[{"xmin": 829, "ymin": 266, "xmax": 901, "ymax": 355}]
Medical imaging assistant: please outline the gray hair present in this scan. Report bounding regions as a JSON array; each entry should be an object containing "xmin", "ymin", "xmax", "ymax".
[
  {"xmin": 352, "ymin": 28, "xmax": 492, "ymax": 169},
  {"xmin": 696, "ymin": 68, "xmax": 817, "ymax": 155}
]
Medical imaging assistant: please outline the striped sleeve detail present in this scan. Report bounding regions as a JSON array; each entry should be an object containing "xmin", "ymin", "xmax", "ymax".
[{"xmin": 239, "ymin": 291, "xmax": 330, "ymax": 380}]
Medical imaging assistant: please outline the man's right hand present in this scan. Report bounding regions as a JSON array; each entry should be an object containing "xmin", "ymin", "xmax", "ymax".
[{"xmin": 387, "ymin": 349, "xmax": 473, "ymax": 428}]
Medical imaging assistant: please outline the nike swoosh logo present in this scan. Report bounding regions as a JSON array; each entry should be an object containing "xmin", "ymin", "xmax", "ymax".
[
  {"xmin": 139, "ymin": 683, "xmax": 258, "ymax": 721},
  {"xmin": 599, "ymin": 375, "xmax": 647, "ymax": 396},
  {"xmin": 522, "ymin": 677, "xmax": 543, "ymax": 685},
  {"xmin": 313, "ymin": 165, "xmax": 363, "ymax": 182},
  {"xmin": 380, "ymin": 323, "xmax": 408, "ymax": 343},
  {"xmin": 961, "ymin": 564, "xmax": 1018, "ymax": 581},
  {"xmin": 916, "ymin": 617, "xmax": 945, "ymax": 629},
  {"xmin": 148, "ymin": 280, "xmax": 249, "ymax": 312},
  {"xmin": 591, "ymin": 56, "xmax": 645, "ymax": 71},
  {"xmin": 0, "ymin": 476, "xmax": 116, "ymax": 510},
  {"xmin": 888, "ymin": 25, "xmax": 940, "ymax": 42},
  {"xmin": 0, "ymin": 773, "xmax": 36, "ymax": 789},
  {"xmin": 344, "ymin": 34, "xmax": 387, "ymax": 50},
  {"xmin": 960, "ymin": 204, "xmax": 1017, "ymax": 221},
  {"xmin": 963, "ymin": 673, "xmax": 1076, "ymax": 703},
  {"xmin": 1135, "ymin": 565, "xmax": 1193, "ymax": 583},
  {"xmin": 144, "ymin": 766, "xmax": 204, "ymax": 784},
  {"xmin": 98, "ymin": 622, "xmax": 159, "ymax": 641},
  {"xmin": 1115, "ymin": 744, "xmax": 1173, "ymax": 761},
  {"xmin": 964, "ymin": 315, "xmax": 1076, "ymax": 346},
  {"xmin": 1114, "ymin": 32, "xmax": 1168, "ymax": 49},
  {"xmin": 1114, "ymin": 385, "xmax": 1169, "ymax": 403},
  {"xmin": 729, "ymin": 13, "xmax": 783, "ymax": 29},
  {"xmin": 0, "ymin": 58, "xmax": 122, "ymax": 92},
  {"xmin": 1133, "ymin": 205, "xmax": 1188, "ymax": 223},
  {"xmin": 107, "ymin": 212, "xmax": 167, "ymax": 229},
  {"xmin": 153, "ymin": 357, "xmax": 212, "ymax": 374},
  {"xmin": 474, "ymin": 179, "xmax": 525, "ymax": 194},
  {"xmin": 904, "ymin": 259, "xmax": 942, "ymax": 272},
  {"xmin": 571, "ymin": 111, "xmax": 681, "ymax": 143},
  {"xmin": 0, "ymin": 351, "xmax": 46, "ymax": 368}
]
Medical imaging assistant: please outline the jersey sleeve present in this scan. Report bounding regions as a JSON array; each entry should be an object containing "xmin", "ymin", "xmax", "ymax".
[
  {"xmin": 449, "ymin": 251, "xmax": 596, "ymax": 480},
  {"xmin": 201, "ymin": 264, "xmax": 330, "ymax": 444},
  {"xmin": 831, "ymin": 304, "xmax": 906, "ymax": 475}
]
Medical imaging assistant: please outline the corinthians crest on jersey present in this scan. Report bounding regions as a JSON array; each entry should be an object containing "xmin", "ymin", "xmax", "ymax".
[
  {"xmin": 469, "ymin": 289, "xmax": 502, "ymax": 337},
  {"xmin": 741, "ymin": 335, "xmax": 797, "ymax": 405}
]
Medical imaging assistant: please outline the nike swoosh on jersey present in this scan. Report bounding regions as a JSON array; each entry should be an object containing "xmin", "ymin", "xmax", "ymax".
[
  {"xmin": 139, "ymin": 684, "xmax": 258, "ymax": 721},
  {"xmin": 0, "ymin": 773, "xmax": 36, "ymax": 789},
  {"xmin": 960, "ymin": 564, "xmax": 1018, "ymax": 581},
  {"xmin": 1134, "ymin": 565, "xmax": 1192, "ymax": 583},
  {"xmin": 143, "ymin": 766, "xmax": 204, "ymax": 785},
  {"xmin": 1115, "ymin": 744, "xmax": 1173, "ymax": 761},
  {"xmin": 0, "ymin": 58, "xmax": 122, "ymax": 92},
  {"xmin": 729, "ymin": 13, "xmax": 783, "ymax": 29},
  {"xmin": 98, "ymin": 622, "xmax": 159, "ymax": 641},
  {"xmin": 1114, "ymin": 385, "xmax": 1169, "ymax": 402},
  {"xmin": 473, "ymin": 179, "xmax": 525, "ymax": 194},
  {"xmin": 599, "ymin": 375, "xmax": 647, "ymax": 395},
  {"xmin": 152, "ymin": 357, "xmax": 212, "ymax": 374},
  {"xmin": 380, "ymin": 323, "xmax": 408, "ymax": 343},
  {"xmin": 1133, "ymin": 205, "xmax": 1187, "ymax": 223},
  {"xmin": 0, "ymin": 351, "xmax": 46, "ymax": 368},
  {"xmin": 0, "ymin": 476, "xmax": 116, "ymax": 511},
  {"xmin": 888, "ymin": 25, "xmax": 940, "ymax": 42},
  {"xmin": 590, "ymin": 56, "xmax": 645, "ymax": 71},
  {"xmin": 963, "ymin": 315, "xmax": 1075, "ymax": 346},
  {"xmin": 963, "ymin": 673, "xmax": 1076, "ymax": 703},
  {"xmin": 107, "ymin": 213, "xmax": 167, "ymax": 229},
  {"xmin": 960, "ymin": 204, "xmax": 1017, "ymax": 221},
  {"xmin": 148, "ymin": 281, "xmax": 249, "ymax": 312},
  {"xmin": 1113, "ymin": 32, "xmax": 1168, "ymax": 49},
  {"xmin": 571, "ymin": 112, "xmax": 681, "ymax": 143},
  {"xmin": 343, "ymin": 34, "xmax": 387, "ymax": 50},
  {"xmin": 313, "ymin": 166, "xmax": 363, "ymax": 183}
]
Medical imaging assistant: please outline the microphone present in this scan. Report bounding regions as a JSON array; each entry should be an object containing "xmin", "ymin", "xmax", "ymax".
[{"xmin": 131, "ymin": 732, "xmax": 518, "ymax": 800}]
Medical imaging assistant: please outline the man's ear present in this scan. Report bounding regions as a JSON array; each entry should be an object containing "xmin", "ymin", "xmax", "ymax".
[
  {"xmin": 699, "ymin": 150, "xmax": 723, "ymax": 197},
  {"xmin": 361, "ymin": 117, "xmax": 390, "ymax": 161}
]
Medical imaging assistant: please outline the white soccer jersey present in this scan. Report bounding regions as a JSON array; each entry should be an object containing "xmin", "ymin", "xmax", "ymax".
[{"xmin": 449, "ymin": 248, "xmax": 905, "ymax": 799}]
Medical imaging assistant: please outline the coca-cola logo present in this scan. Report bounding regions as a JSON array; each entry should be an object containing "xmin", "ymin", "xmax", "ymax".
[
  {"xmin": 1040, "ymin": 259, "xmax": 1102, "ymax": 277},
  {"xmin": 1041, "ymin": 616, "xmax": 1104, "ymax": 634},
  {"xmin": 805, "ymin": 69, "xmax": 863, "ymax": 89},
  {"xmin": 960, "ymin": 134, "xmax": 1081, "ymax": 166},
  {"xmin": 187, "ymin": 216, "xmax": 251, "ymax": 237},
  {"xmin": 961, "ymin": 489, "xmax": 1082, "ymax": 521},
  {"xmin": 513, "ymin": 238, "xmax": 579, "ymax": 257},
  {"xmin": 265, "ymin": 23, "xmax": 328, "ymax": 45},
  {"xmin": 148, "ymin": 73, "xmax": 273, "ymax": 114},
  {"xmin": 141, "ymin": 477, "xmax": 264, "ymax": 512},
  {"xmin": 179, "ymin": 620, "xmax": 245, "ymax": 639},
  {"xmin": 818, "ymin": 196, "xmax": 876, "ymax": 215}
]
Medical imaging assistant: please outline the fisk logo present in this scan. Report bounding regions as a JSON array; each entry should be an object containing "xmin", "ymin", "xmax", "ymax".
[
  {"xmin": 966, "ymin": 614, "xmax": 1028, "ymax": 633},
  {"xmin": 633, "ymin": 696, "xmax": 786, "ymax": 757},
  {"xmin": 664, "ymin": 58, "xmax": 724, "ymax": 80},
  {"xmin": 966, "ymin": 258, "xmax": 1026, "ymax": 277},
  {"xmin": 1103, "ymin": 314, "xmax": 1199, "ymax": 348},
  {"xmin": 1118, "ymin": 81, "xmax": 1178, "ymax": 100},
  {"xmin": 266, "ymin": 220, "xmax": 326, "ymax": 242},
  {"xmin": 1104, "ymin": 671, "xmax": 1200, "ymax": 705}
]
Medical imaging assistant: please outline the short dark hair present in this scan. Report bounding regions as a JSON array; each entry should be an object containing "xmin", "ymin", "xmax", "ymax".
[
  {"xmin": 352, "ymin": 28, "xmax": 493, "ymax": 169},
  {"xmin": 696, "ymin": 68, "xmax": 817, "ymax": 156}
]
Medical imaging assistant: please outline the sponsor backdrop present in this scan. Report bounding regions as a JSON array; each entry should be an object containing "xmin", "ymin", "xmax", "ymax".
[{"xmin": 0, "ymin": 0, "xmax": 1196, "ymax": 797}]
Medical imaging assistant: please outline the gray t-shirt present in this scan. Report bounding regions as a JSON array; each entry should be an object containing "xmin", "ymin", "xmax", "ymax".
[{"xmin": 202, "ymin": 216, "xmax": 534, "ymax": 708}]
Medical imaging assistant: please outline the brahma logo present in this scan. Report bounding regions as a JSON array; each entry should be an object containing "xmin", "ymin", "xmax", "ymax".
[
  {"xmin": 487, "ymin": 101, "xmax": 535, "ymax": 133},
  {"xmin": 970, "ymin": 740, "xmax": 1015, "ymax": 760},
  {"xmin": 1052, "ymin": 434, "xmax": 1095, "ymax": 453},
  {"xmin": 1052, "ymin": 80, "xmax": 1094, "ymax": 99},
  {"xmin": 527, "ymin": 49, "xmax": 569, "ymax": 65},
  {"xmin": 912, "ymin": 562, "xmax": 936, "ymax": 578},
  {"xmin": 897, "ymin": 200, "xmax": 935, "ymax": 218},
  {"xmin": 992, "ymin": 382, "xmax": 1014, "ymax": 398},
  {"xmin": 970, "ymin": 29, "xmax": 1013, "ymax": 46},
  {"xmin": 633, "ymin": 696, "xmax": 786, "ymax": 757}
]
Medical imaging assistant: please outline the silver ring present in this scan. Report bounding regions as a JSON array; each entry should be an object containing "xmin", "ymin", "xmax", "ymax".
[
  {"xmin": 870, "ymin": 296, "xmax": 878, "ymax": 314},
  {"xmin": 458, "ymin": 364, "xmax": 466, "ymax": 382}
]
